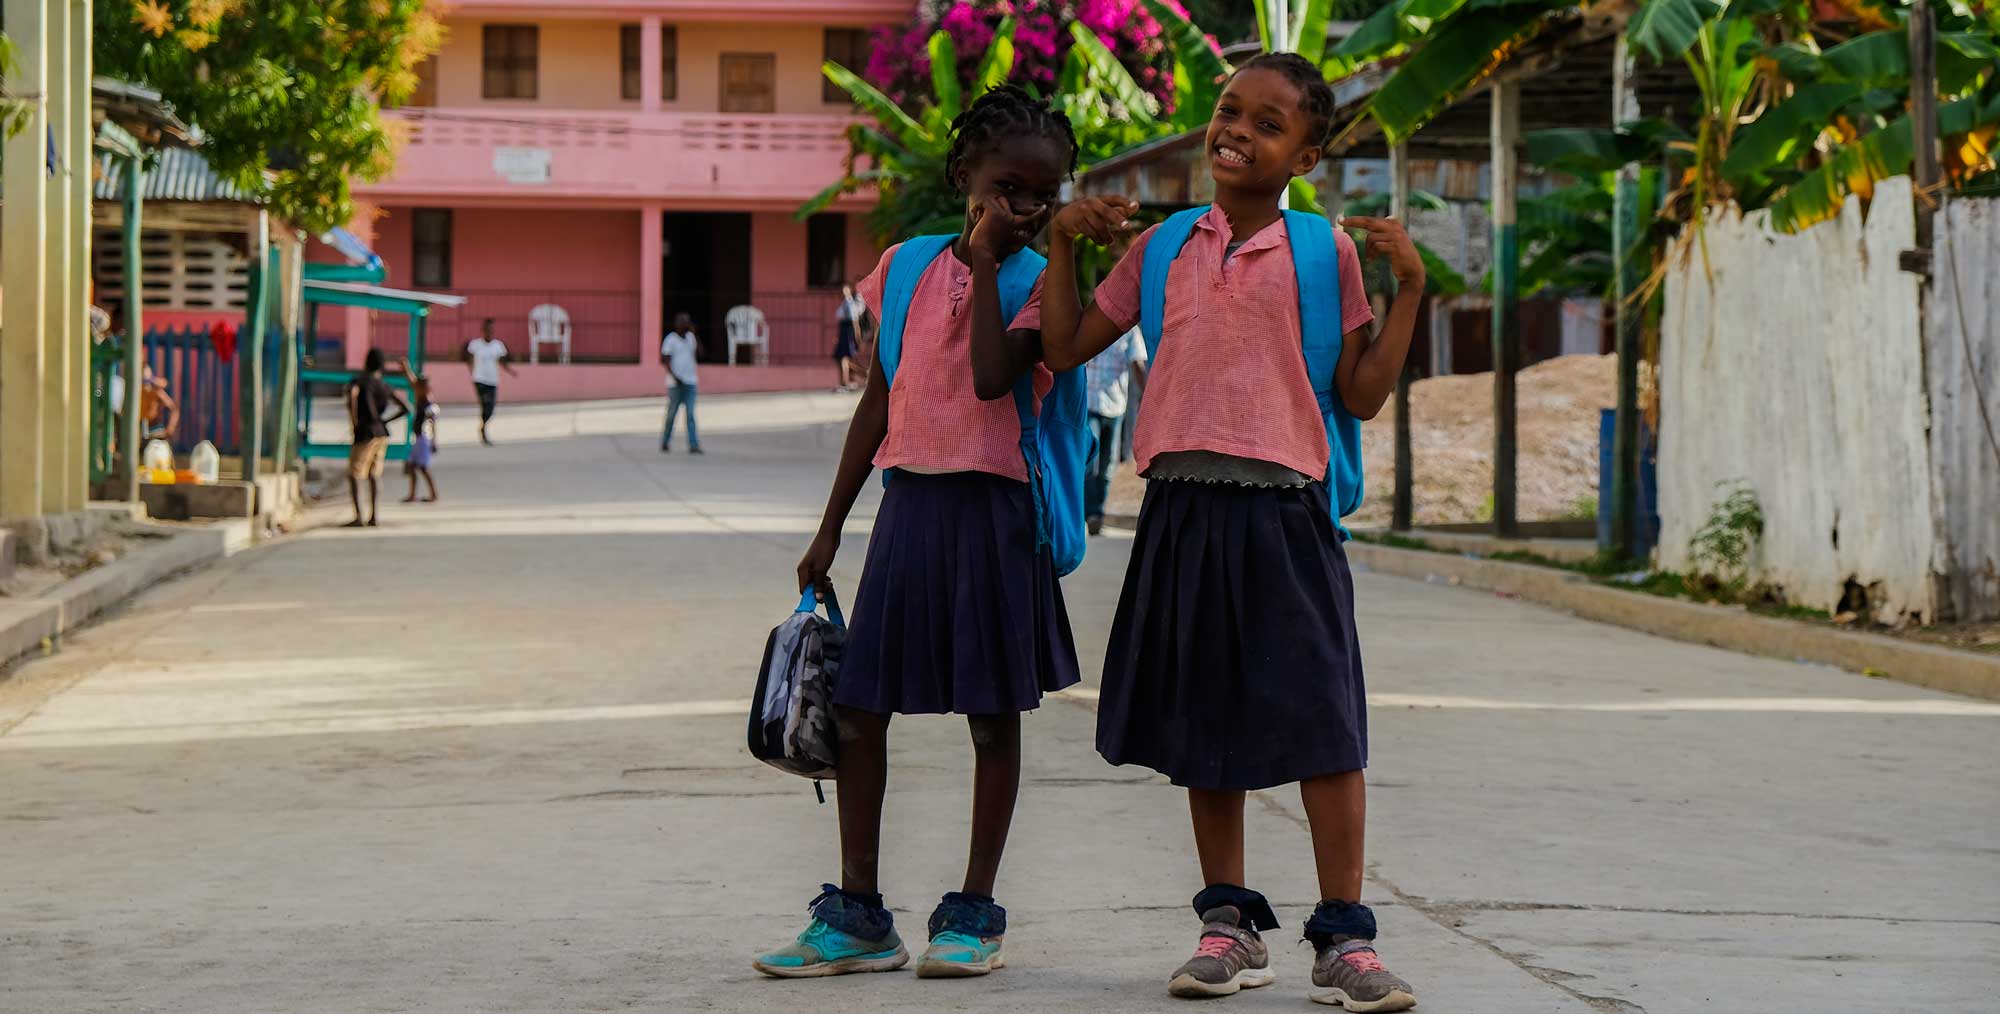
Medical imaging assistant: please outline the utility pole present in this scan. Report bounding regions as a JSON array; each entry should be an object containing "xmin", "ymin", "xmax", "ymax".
[
  {"xmin": 1489, "ymin": 79, "xmax": 1521, "ymax": 538},
  {"xmin": 1610, "ymin": 37, "xmax": 1643, "ymax": 560},
  {"xmin": 1390, "ymin": 141, "xmax": 1415, "ymax": 531},
  {"xmin": 1909, "ymin": 0, "xmax": 1940, "ymax": 250}
]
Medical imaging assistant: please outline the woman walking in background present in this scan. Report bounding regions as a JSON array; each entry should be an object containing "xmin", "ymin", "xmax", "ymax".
[{"xmin": 833, "ymin": 283, "xmax": 867, "ymax": 391}]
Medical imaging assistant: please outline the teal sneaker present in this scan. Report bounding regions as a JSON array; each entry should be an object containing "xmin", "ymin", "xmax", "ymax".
[
  {"xmin": 752, "ymin": 886, "xmax": 908, "ymax": 979},
  {"xmin": 915, "ymin": 928, "xmax": 1005, "ymax": 977},
  {"xmin": 914, "ymin": 891, "xmax": 1008, "ymax": 978}
]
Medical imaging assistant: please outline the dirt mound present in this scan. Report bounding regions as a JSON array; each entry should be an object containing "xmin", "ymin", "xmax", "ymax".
[{"xmin": 1107, "ymin": 353, "xmax": 1615, "ymax": 527}]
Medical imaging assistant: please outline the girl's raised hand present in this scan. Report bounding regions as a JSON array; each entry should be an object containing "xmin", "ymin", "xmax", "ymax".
[
  {"xmin": 1054, "ymin": 196, "xmax": 1139, "ymax": 246},
  {"xmin": 967, "ymin": 196, "xmax": 1038, "ymax": 262},
  {"xmin": 1340, "ymin": 216, "xmax": 1426, "ymax": 290}
]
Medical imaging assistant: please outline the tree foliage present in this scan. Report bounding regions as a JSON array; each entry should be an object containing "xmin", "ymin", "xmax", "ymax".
[{"xmin": 94, "ymin": 0, "xmax": 443, "ymax": 234}]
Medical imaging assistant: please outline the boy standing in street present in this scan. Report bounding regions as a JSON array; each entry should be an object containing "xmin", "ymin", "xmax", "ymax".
[
  {"xmin": 465, "ymin": 319, "xmax": 516, "ymax": 445},
  {"xmin": 346, "ymin": 349, "xmax": 410, "ymax": 527},
  {"xmin": 661, "ymin": 313, "xmax": 703, "ymax": 454}
]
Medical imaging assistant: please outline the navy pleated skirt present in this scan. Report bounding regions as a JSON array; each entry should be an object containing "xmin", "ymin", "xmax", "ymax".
[
  {"xmin": 837, "ymin": 470, "xmax": 1081, "ymax": 716},
  {"xmin": 1095, "ymin": 480, "xmax": 1368, "ymax": 791}
]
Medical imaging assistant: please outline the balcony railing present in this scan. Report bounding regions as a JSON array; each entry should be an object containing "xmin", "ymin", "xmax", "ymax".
[{"xmin": 366, "ymin": 108, "xmax": 862, "ymax": 203}]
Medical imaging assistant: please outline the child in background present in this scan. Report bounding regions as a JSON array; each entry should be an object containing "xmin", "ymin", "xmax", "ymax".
[
  {"xmin": 754, "ymin": 86, "xmax": 1081, "ymax": 982},
  {"xmin": 403, "ymin": 375, "xmax": 440, "ymax": 503},
  {"xmin": 1037, "ymin": 53, "xmax": 1427, "ymax": 1011}
]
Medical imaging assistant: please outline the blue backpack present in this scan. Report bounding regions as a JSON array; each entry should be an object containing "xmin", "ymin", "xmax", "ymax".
[
  {"xmin": 875, "ymin": 235, "xmax": 1095, "ymax": 576},
  {"xmin": 1138, "ymin": 206, "xmax": 1364, "ymax": 535}
]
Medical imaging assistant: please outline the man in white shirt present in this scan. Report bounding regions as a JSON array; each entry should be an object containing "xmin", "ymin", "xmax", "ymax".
[
  {"xmin": 661, "ymin": 313, "xmax": 703, "ymax": 454},
  {"xmin": 464, "ymin": 319, "xmax": 517, "ymax": 445},
  {"xmin": 1083, "ymin": 327, "xmax": 1148, "ymax": 533}
]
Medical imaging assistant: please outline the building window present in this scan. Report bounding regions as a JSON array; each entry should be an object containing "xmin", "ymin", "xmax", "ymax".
[
  {"xmin": 408, "ymin": 57, "xmax": 438, "ymax": 107},
  {"xmin": 807, "ymin": 215, "xmax": 847, "ymax": 289},
  {"xmin": 482, "ymin": 25, "xmax": 539, "ymax": 100},
  {"xmin": 822, "ymin": 29, "xmax": 868, "ymax": 103},
  {"xmin": 412, "ymin": 209, "xmax": 453, "ymax": 288},
  {"xmin": 719, "ymin": 52, "xmax": 776, "ymax": 114},
  {"xmin": 620, "ymin": 24, "xmax": 678, "ymax": 101}
]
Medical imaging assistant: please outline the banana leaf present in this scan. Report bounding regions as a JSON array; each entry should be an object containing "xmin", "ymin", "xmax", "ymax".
[
  {"xmin": 1344, "ymin": 189, "xmax": 1453, "ymax": 216},
  {"xmin": 1068, "ymin": 23, "xmax": 1159, "ymax": 124},
  {"xmin": 973, "ymin": 17, "xmax": 1017, "ymax": 98},
  {"xmin": 1255, "ymin": 0, "xmax": 1273, "ymax": 53},
  {"xmin": 1763, "ymin": 42, "xmax": 1823, "ymax": 83},
  {"xmin": 1289, "ymin": 177, "xmax": 1327, "ymax": 215},
  {"xmin": 1366, "ymin": 5, "xmax": 1556, "ymax": 143},
  {"xmin": 823, "ymin": 61, "xmax": 934, "ymax": 147},
  {"xmin": 1295, "ymin": 0, "xmax": 1335, "ymax": 64},
  {"xmin": 1331, "ymin": 3, "xmax": 1405, "ymax": 61},
  {"xmin": 1720, "ymin": 82, "xmax": 1866, "ymax": 184},
  {"xmin": 1820, "ymin": 30, "xmax": 1908, "ymax": 87},
  {"xmin": 1525, "ymin": 126, "xmax": 1663, "ymax": 174},
  {"xmin": 1403, "ymin": 0, "xmax": 1471, "ymax": 19},
  {"xmin": 929, "ymin": 31, "xmax": 963, "ymax": 121},
  {"xmin": 1937, "ymin": 32, "xmax": 2000, "ymax": 95},
  {"xmin": 1627, "ymin": 0, "xmax": 1722, "ymax": 63},
  {"xmin": 1145, "ymin": 0, "xmax": 1230, "ymax": 125},
  {"xmin": 1768, "ymin": 118, "xmax": 1911, "ymax": 232},
  {"xmin": 1419, "ymin": 243, "xmax": 1470, "ymax": 297},
  {"xmin": 794, "ymin": 177, "xmax": 857, "ymax": 220}
]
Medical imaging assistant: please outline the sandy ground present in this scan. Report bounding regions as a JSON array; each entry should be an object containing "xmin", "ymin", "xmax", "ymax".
[{"xmin": 1110, "ymin": 354, "xmax": 1614, "ymax": 527}]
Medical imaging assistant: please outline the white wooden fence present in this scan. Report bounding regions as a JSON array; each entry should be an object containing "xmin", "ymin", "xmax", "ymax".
[
  {"xmin": 1658, "ymin": 179, "xmax": 1944, "ymax": 624},
  {"xmin": 1927, "ymin": 196, "xmax": 2000, "ymax": 621}
]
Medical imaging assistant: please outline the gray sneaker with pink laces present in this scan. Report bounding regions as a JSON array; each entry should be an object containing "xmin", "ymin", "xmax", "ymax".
[
  {"xmin": 1166, "ymin": 906, "xmax": 1277, "ymax": 998},
  {"xmin": 1310, "ymin": 938, "xmax": 1417, "ymax": 1010}
]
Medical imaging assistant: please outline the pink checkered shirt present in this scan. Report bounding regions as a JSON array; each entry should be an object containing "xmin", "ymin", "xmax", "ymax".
[
  {"xmin": 1093, "ymin": 206, "xmax": 1375, "ymax": 479},
  {"xmin": 860, "ymin": 243, "xmax": 1050, "ymax": 482}
]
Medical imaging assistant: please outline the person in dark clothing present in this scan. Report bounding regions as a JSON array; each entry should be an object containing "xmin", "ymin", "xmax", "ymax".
[{"xmin": 346, "ymin": 349, "xmax": 410, "ymax": 527}]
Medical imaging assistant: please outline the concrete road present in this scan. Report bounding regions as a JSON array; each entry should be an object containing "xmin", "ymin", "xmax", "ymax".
[{"xmin": 4, "ymin": 393, "xmax": 1997, "ymax": 1014}]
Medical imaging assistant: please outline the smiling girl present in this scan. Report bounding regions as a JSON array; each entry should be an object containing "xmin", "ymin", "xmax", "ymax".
[{"xmin": 1033, "ymin": 54, "xmax": 1427, "ymax": 1010}]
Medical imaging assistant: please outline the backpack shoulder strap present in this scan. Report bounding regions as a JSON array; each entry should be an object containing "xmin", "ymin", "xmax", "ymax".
[
  {"xmin": 1283, "ymin": 210, "xmax": 1342, "ymax": 399},
  {"xmin": 995, "ymin": 246, "xmax": 1047, "ymax": 330},
  {"xmin": 998, "ymin": 246, "xmax": 1052, "ymax": 431},
  {"xmin": 875, "ymin": 234, "xmax": 955, "ymax": 392},
  {"xmin": 1138, "ymin": 206, "xmax": 1211, "ymax": 363}
]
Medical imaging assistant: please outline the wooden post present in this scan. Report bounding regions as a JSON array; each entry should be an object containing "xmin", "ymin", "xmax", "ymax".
[
  {"xmin": 1489, "ymin": 79, "xmax": 1521, "ymax": 538},
  {"xmin": 1, "ymin": 0, "xmax": 49, "ymax": 520},
  {"xmin": 1610, "ymin": 36, "xmax": 1643, "ymax": 560},
  {"xmin": 241, "ymin": 214, "xmax": 271, "ymax": 487},
  {"xmin": 274, "ymin": 239, "xmax": 301, "ymax": 474},
  {"xmin": 1910, "ymin": 0, "xmax": 1940, "ymax": 250},
  {"xmin": 41, "ymin": 0, "xmax": 73, "ymax": 514},
  {"xmin": 121, "ymin": 156, "xmax": 146, "ymax": 503},
  {"xmin": 67, "ymin": 0, "xmax": 92, "ymax": 509},
  {"xmin": 1389, "ymin": 141, "xmax": 1415, "ymax": 532}
]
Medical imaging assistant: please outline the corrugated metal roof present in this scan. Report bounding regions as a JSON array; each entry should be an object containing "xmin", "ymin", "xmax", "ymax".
[{"xmin": 94, "ymin": 147, "xmax": 258, "ymax": 204}]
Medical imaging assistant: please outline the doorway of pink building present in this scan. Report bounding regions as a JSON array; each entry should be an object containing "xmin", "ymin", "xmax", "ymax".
[{"xmin": 662, "ymin": 212, "xmax": 751, "ymax": 364}]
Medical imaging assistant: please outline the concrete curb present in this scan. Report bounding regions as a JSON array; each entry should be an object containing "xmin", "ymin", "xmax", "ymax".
[
  {"xmin": 0, "ymin": 522, "xmax": 243, "ymax": 674},
  {"xmin": 1344, "ymin": 542, "xmax": 2000, "ymax": 702}
]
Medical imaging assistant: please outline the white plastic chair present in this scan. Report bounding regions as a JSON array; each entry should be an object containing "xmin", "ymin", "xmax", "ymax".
[
  {"xmin": 725, "ymin": 305, "xmax": 769, "ymax": 365},
  {"xmin": 527, "ymin": 303, "xmax": 572, "ymax": 364}
]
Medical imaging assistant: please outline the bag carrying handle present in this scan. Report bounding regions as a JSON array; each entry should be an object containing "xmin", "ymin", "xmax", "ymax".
[{"xmin": 795, "ymin": 586, "xmax": 845, "ymax": 628}]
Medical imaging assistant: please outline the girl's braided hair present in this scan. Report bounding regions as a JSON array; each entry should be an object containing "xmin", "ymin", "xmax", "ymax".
[
  {"xmin": 943, "ymin": 85, "xmax": 1081, "ymax": 193},
  {"xmin": 1231, "ymin": 52, "xmax": 1338, "ymax": 150}
]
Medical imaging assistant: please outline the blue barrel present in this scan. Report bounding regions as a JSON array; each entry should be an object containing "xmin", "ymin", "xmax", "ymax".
[{"xmin": 1597, "ymin": 408, "xmax": 1659, "ymax": 555}]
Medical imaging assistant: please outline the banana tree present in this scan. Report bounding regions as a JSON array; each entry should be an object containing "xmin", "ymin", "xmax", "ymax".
[
  {"xmin": 0, "ymin": 34, "xmax": 31, "ymax": 140},
  {"xmin": 796, "ymin": 18, "xmax": 1022, "ymax": 245}
]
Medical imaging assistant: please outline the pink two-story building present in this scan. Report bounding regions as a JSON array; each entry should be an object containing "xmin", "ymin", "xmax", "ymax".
[{"xmin": 328, "ymin": 0, "xmax": 901, "ymax": 403}]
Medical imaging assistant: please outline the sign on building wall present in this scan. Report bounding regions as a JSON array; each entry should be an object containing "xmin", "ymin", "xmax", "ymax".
[{"xmin": 493, "ymin": 147, "xmax": 552, "ymax": 185}]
